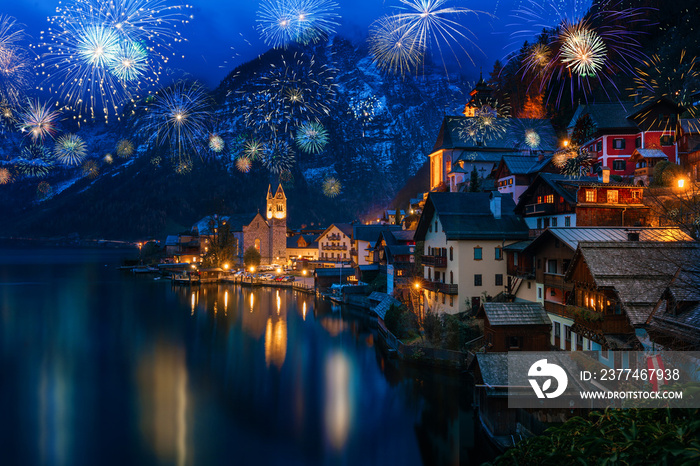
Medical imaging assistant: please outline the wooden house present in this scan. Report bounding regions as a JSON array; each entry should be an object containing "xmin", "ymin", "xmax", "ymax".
[{"xmin": 477, "ymin": 302, "xmax": 551, "ymax": 351}]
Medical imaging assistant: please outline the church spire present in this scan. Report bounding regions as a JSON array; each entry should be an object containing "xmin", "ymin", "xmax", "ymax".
[{"xmin": 266, "ymin": 184, "xmax": 273, "ymax": 199}]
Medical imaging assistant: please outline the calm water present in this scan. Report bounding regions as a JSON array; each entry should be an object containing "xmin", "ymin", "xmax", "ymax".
[{"xmin": 0, "ymin": 249, "xmax": 487, "ymax": 466}]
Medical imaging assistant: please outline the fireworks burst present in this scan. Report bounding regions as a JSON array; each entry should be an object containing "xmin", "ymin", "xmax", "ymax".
[
  {"xmin": 524, "ymin": 129, "xmax": 541, "ymax": 148},
  {"xmin": 389, "ymin": 0, "xmax": 484, "ymax": 72},
  {"xmin": 368, "ymin": 15, "xmax": 423, "ymax": 76},
  {"xmin": 559, "ymin": 22, "xmax": 606, "ymax": 77},
  {"xmin": 458, "ymin": 101, "xmax": 510, "ymax": 145},
  {"xmin": 36, "ymin": 181, "xmax": 52, "ymax": 200},
  {"xmin": 16, "ymin": 144, "xmax": 54, "ymax": 178},
  {"xmin": 239, "ymin": 53, "xmax": 337, "ymax": 134},
  {"xmin": 236, "ymin": 155, "xmax": 252, "ymax": 173},
  {"xmin": 82, "ymin": 159, "xmax": 100, "ymax": 179},
  {"xmin": 509, "ymin": 2, "xmax": 650, "ymax": 104},
  {"xmin": 19, "ymin": 100, "xmax": 60, "ymax": 142},
  {"xmin": 0, "ymin": 167, "xmax": 12, "ymax": 184},
  {"xmin": 54, "ymin": 133, "xmax": 87, "ymax": 166},
  {"xmin": 262, "ymin": 139, "xmax": 295, "ymax": 174},
  {"xmin": 553, "ymin": 146, "xmax": 594, "ymax": 178},
  {"xmin": 150, "ymin": 155, "xmax": 162, "ymax": 166},
  {"xmin": 256, "ymin": 0, "xmax": 340, "ymax": 48},
  {"xmin": 36, "ymin": 0, "xmax": 193, "ymax": 121},
  {"xmin": 295, "ymin": 121, "xmax": 328, "ymax": 154},
  {"xmin": 0, "ymin": 16, "xmax": 32, "ymax": 106},
  {"xmin": 243, "ymin": 139, "xmax": 266, "ymax": 160},
  {"xmin": 116, "ymin": 139, "xmax": 135, "ymax": 158},
  {"xmin": 174, "ymin": 158, "xmax": 192, "ymax": 174},
  {"xmin": 103, "ymin": 153, "xmax": 113, "ymax": 164},
  {"xmin": 208, "ymin": 134, "xmax": 225, "ymax": 153},
  {"xmin": 144, "ymin": 81, "xmax": 211, "ymax": 165},
  {"xmin": 322, "ymin": 176, "xmax": 341, "ymax": 197},
  {"xmin": 631, "ymin": 50, "xmax": 700, "ymax": 132}
]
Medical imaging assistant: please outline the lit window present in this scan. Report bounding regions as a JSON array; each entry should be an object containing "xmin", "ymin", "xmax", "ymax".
[
  {"xmin": 585, "ymin": 189, "xmax": 596, "ymax": 203},
  {"xmin": 537, "ymin": 195, "xmax": 543, "ymax": 203},
  {"xmin": 607, "ymin": 190, "xmax": 619, "ymax": 203},
  {"xmin": 660, "ymin": 135, "xmax": 674, "ymax": 146},
  {"xmin": 631, "ymin": 189, "xmax": 642, "ymax": 201},
  {"xmin": 545, "ymin": 194, "xmax": 554, "ymax": 204}
]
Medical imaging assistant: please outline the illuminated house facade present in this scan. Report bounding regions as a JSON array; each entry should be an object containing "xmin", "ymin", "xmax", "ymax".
[
  {"xmin": 414, "ymin": 191, "xmax": 529, "ymax": 315},
  {"xmin": 567, "ymin": 98, "xmax": 682, "ymax": 180}
]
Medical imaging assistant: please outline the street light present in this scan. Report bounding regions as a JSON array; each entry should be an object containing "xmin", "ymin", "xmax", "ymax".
[
  {"xmin": 249, "ymin": 266, "xmax": 255, "ymax": 273},
  {"xmin": 562, "ymin": 139, "xmax": 570, "ymax": 147},
  {"xmin": 413, "ymin": 281, "xmax": 421, "ymax": 290},
  {"xmin": 677, "ymin": 178, "xmax": 686, "ymax": 189},
  {"xmin": 223, "ymin": 263, "xmax": 229, "ymax": 270}
]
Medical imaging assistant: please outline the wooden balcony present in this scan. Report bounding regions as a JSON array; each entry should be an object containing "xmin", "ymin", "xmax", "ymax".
[
  {"xmin": 569, "ymin": 306, "xmax": 634, "ymax": 334},
  {"xmin": 322, "ymin": 244, "xmax": 348, "ymax": 251},
  {"xmin": 634, "ymin": 167, "xmax": 651, "ymax": 177},
  {"xmin": 543, "ymin": 273, "xmax": 573, "ymax": 291},
  {"xmin": 544, "ymin": 301, "xmax": 572, "ymax": 318},
  {"xmin": 422, "ymin": 255, "xmax": 447, "ymax": 267},
  {"xmin": 421, "ymin": 281, "xmax": 458, "ymax": 294},
  {"xmin": 525, "ymin": 203, "xmax": 555, "ymax": 215},
  {"xmin": 508, "ymin": 265, "xmax": 534, "ymax": 278}
]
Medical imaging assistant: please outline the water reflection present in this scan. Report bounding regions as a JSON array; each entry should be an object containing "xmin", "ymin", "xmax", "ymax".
[
  {"xmin": 324, "ymin": 351, "xmax": 353, "ymax": 451},
  {"xmin": 136, "ymin": 341, "xmax": 190, "ymax": 466}
]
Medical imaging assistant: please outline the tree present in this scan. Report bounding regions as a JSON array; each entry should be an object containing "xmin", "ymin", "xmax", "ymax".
[
  {"xmin": 469, "ymin": 166, "xmax": 481, "ymax": 192},
  {"xmin": 243, "ymin": 246, "xmax": 261, "ymax": 268},
  {"xmin": 518, "ymin": 94, "xmax": 546, "ymax": 119},
  {"xmin": 202, "ymin": 219, "xmax": 238, "ymax": 267},
  {"xmin": 571, "ymin": 114, "xmax": 596, "ymax": 146}
]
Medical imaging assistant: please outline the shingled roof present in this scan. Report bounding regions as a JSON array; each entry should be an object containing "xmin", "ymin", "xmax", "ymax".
[
  {"xmin": 568, "ymin": 101, "xmax": 637, "ymax": 131},
  {"xmin": 526, "ymin": 227, "xmax": 693, "ymax": 252},
  {"xmin": 566, "ymin": 241, "xmax": 700, "ymax": 326},
  {"xmin": 415, "ymin": 192, "xmax": 529, "ymax": 241},
  {"xmin": 480, "ymin": 302, "xmax": 551, "ymax": 326}
]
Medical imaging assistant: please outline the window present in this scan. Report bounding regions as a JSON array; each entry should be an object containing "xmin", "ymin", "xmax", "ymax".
[
  {"xmin": 495, "ymin": 247, "xmax": 502, "ymax": 260},
  {"xmin": 537, "ymin": 218, "xmax": 542, "ymax": 229},
  {"xmin": 565, "ymin": 325, "xmax": 572, "ymax": 342},
  {"xmin": 660, "ymin": 135, "xmax": 674, "ymax": 146},
  {"xmin": 255, "ymin": 238, "xmax": 261, "ymax": 251},
  {"xmin": 435, "ymin": 220, "xmax": 438, "ymax": 232},
  {"xmin": 428, "ymin": 268, "xmax": 431, "ymax": 281},
  {"xmin": 545, "ymin": 194, "xmax": 554, "ymax": 204},
  {"xmin": 527, "ymin": 282, "xmax": 531, "ymax": 289},
  {"xmin": 450, "ymin": 271, "xmax": 453, "ymax": 284},
  {"xmin": 547, "ymin": 259, "xmax": 558, "ymax": 274},
  {"xmin": 631, "ymin": 189, "xmax": 642, "ymax": 201},
  {"xmin": 612, "ymin": 160, "xmax": 626, "ymax": 171},
  {"xmin": 607, "ymin": 190, "xmax": 619, "ymax": 203},
  {"xmin": 537, "ymin": 195, "xmax": 543, "ymax": 203},
  {"xmin": 576, "ymin": 333, "xmax": 584, "ymax": 348},
  {"xmin": 596, "ymin": 141, "xmax": 603, "ymax": 152},
  {"xmin": 474, "ymin": 274, "xmax": 482, "ymax": 286},
  {"xmin": 442, "ymin": 293, "xmax": 445, "ymax": 304},
  {"xmin": 565, "ymin": 216, "xmax": 571, "ymax": 227},
  {"xmin": 449, "ymin": 246, "xmax": 453, "ymax": 261},
  {"xmin": 551, "ymin": 217, "xmax": 558, "ymax": 227},
  {"xmin": 554, "ymin": 322, "xmax": 561, "ymax": 338},
  {"xmin": 613, "ymin": 138, "xmax": 625, "ymax": 149},
  {"xmin": 635, "ymin": 136, "xmax": 641, "ymax": 148},
  {"xmin": 474, "ymin": 247, "xmax": 482, "ymax": 260},
  {"xmin": 538, "ymin": 287, "xmax": 542, "ymax": 298},
  {"xmin": 495, "ymin": 274, "xmax": 503, "ymax": 286},
  {"xmin": 508, "ymin": 336, "xmax": 522, "ymax": 349},
  {"xmin": 514, "ymin": 252, "xmax": 519, "ymax": 266},
  {"xmin": 585, "ymin": 189, "xmax": 596, "ymax": 202},
  {"xmin": 450, "ymin": 296, "xmax": 453, "ymax": 306}
]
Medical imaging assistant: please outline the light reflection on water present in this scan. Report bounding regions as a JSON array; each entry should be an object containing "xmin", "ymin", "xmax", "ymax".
[{"xmin": 0, "ymin": 249, "xmax": 487, "ymax": 465}]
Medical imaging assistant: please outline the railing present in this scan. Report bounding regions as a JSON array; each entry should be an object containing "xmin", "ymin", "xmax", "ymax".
[
  {"xmin": 577, "ymin": 314, "xmax": 633, "ymax": 334},
  {"xmin": 322, "ymin": 244, "xmax": 348, "ymax": 251},
  {"xmin": 508, "ymin": 265, "xmax": 534, "ymax": 278},
  {"xmin": 422, "ymin": 255, "xmax": 447, "ymax": 267},
  {"xmin": 350, "ymin": 248, "xmax": 357, "ymax": 255},
  {"xmin": 327, "ymin": 234, "xmax": 342, "ymax": 241},
  {"xmin": 634, "ymin": 167, "xmax": 651, "ymax": 177},
  {"xmin": 544, "ymin": 300, "xmax": 570, "ymax": 317},
  {"xmin": 420, "ymin": 281, "xmax": 458, "ymax": 294},
  {"xmin": 543, "ymin": 273, "xmax": 572, "ymax": 290},
  {"xmin": 525, "ymin": 203, "xmax": 554, "ymax": 215}
]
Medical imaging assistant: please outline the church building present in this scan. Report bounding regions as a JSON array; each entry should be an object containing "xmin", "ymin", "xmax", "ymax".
[{"xmin": 241, "ymin": 184, "xmax": 288, "ymax": 265}]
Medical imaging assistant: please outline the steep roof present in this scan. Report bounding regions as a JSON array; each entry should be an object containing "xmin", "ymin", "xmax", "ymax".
[
  {"xmin": 226, "ymin": 213, "xmax": 259, "ymax": 232},
  {"xmin": 566, "ymin": 241, "xmax": 700, "ymax": 326},
  {"xmin": 319, "ymin": 223, "xmax": 354, "ymax": 239},
  {"xmin": 352, "ymin": 224, "xmax": 401, "ymax": 243},
  {"xmin": 415, "ymin": 192, "xmax": 529, "ymax": 241},
  {"xmin": 432, "ymin": 116, "xmax": 558, "ymax": 153},
  {"xmin": 286, "ymin": 234, "xmax": 318, "ymax": 249},
  {"xmin": 568, "ymin": 101, "xmax": 637, "ymax": 131},
  {"xmin": 526, "ymin": 227, "xmax": 694, "ymax": 252},
  {"xmin": 480, "ymin": 302, "xmax": 550, "ymax": 326}
]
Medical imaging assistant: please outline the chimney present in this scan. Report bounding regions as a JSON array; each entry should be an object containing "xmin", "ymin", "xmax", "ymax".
[
  {"xmin": 490, "ymin": 191, "xmax": 502, "ymax": 219},
  {"xmin": 599, "ymin": 166, "xmax": 610, "ymax": 183}
]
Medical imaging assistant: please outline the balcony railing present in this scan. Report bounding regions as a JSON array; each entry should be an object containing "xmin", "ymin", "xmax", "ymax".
[
  {"xmin": 509, "ymin": 265, "xmax": 534, "ymax": 278},
  {"xmin": 544, "ymin": 301, "xmax": 570, "ymax": 317},
  {"xmin": 543, "ymin": 273, "xmax": 572, "ymax": 290},
  {"xmin": 422, "ymin": 255, "xmax": 447, "ymax": 267},
  {"xmin": 569, "ymin": 306, "xmax": 634, "ymax": 334},
  {"xmin": 634, "ymin": 167, "xmax": 651, "ymax": 177},
  {"xmin": 525, "ymin": 203, "xmax": 555, "ymax": 215},
  {"xmin": 421, "ymin": 281, "xmax": 458, "ymax": 294},
  {"xmin": 322, "ymin": 244, "xmax": 348, "ymax": 251}
]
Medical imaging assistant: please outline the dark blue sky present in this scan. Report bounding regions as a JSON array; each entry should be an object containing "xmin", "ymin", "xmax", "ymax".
[{"xmin": 6, "ymin": 0, "xmax": 542, "ymax": 88}]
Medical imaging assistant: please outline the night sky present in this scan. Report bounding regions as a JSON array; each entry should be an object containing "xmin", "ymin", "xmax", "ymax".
[{"xmin": 4, "ymin": 0, "xmax": 556, "ymax": 88}]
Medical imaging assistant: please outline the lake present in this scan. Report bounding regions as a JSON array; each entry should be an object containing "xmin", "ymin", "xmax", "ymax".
[{"xmin": 0, "ymin": 248, "xmax": 492, "ymax": 465}]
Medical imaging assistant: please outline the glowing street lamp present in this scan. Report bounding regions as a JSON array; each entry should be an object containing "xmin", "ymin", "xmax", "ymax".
[
  {"xmin": 677, "ymin": 178, "xmax": 686, "ymax": 189},
  {"xmin": 562, "ymin": 139, "xmax": 570, "ymax": 147},
  {"xmin": 302, "ymin": 270, "xmax": 307, "ymax": 276},
  {"xmin": 249, "ymin": 266, "xmax": 256, "ymax": 273},
  {"xmin": 223, "ymin": 263, "xmax": 230, "ymax": 270},
  {"xmin": 413, "ymin": 281, "xmax": 421, "ymax": 290}
]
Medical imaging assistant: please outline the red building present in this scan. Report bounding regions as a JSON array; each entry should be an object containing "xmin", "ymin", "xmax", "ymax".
[{"xmin": 567, "ymin": 98, "xmax": 682, "ymax": 180}]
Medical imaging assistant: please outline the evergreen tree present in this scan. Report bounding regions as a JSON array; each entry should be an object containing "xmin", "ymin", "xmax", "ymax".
[{"xmin": 469, "ymin": 166, "xmax": 481, "ymax": 192}]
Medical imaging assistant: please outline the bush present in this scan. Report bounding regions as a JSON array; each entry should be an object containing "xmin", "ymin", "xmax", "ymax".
[
  {"xmin": 243, "ymin": 246, "xmax": 261, "ymax": 268},
  {"xmin": 423, "ymin": 310, "xmax": 442, "ymax": 346},
  {"xmin": 384, "ymin": 304, "xmax": 419, "ymax": 339}
]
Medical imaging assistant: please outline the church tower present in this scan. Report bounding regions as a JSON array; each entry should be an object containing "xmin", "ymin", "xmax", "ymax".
[{"xmin": 266, "ymin": 184, "xmax": 287, "ymax": 264}]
